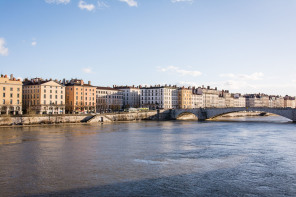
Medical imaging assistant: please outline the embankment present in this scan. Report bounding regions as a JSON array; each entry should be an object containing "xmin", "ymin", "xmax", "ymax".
[{"xmin": 0, "ymin": 110, "xmax": 171, "ymax": 126}]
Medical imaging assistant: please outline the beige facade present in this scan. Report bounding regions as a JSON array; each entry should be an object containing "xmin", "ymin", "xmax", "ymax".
[
  {"xmin": 233, "ymin": 94, "xmax": 246, "ymax": 107},
  {"xmin": 0, "ymin": 74, "xmax": 22, "ymax": 115},
  {"xmin": 284, "ymin": 96, "xmax": 296, "ymax": 108},
  {"xmin": 23, "ymin": 79, "xmax": 65, "ymax": 114},
  {"xmin": 198, "ymin": 86, "xmax": 219, "ymax": 108},
  {"xmin": 178, "ymin": 87, "xmax": 193, "ymax": 109},
  {"xmin": 245, "ymin": 94, "xmax": 269, "ymax": 108},
  {"xmin": 96, "ymin": 87, "xmax": 123, "ymax": 112},
  {"xmin": 192, "ymin": 88, "xmax": 203, "ymax": 108},
  {"xmin": 217, "ymin": 96, "xmax": 226, "ymax": 108},
  {"xmin": 65, "ymin": 79, "xmax": 96, "ymax": 113},
  {"xmin": 221, "ymin": 90, "xmax": 234, "ymax": 107},
  {"xmin": 269, "ymin": 96, "xmax": 284, "ymax": 108}
]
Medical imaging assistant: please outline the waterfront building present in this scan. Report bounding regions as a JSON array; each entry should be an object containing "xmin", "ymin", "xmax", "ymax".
[
  {"xmin": 197, "ymin": 86, "xmax": 219, "ymax": 108},
  {"xmin": 178, "ymin": 87, "xmax": 193, "ymax": 109},
  {"xmin": 113, "ymin": 85, "xmax": 141, "ymax": 108},
  {"xmin": 269, "ymin": 96, "xmax": 284, "ymax": 108},
  {"xmin": 0, "ymin": 74, "xmax": 22, "ymax": 115},
  {"xmin": 192, "ymin": 87, "xmax": 203, "ymax": 108},
  {"xmin": 283, "ymin": 95, "xmax": 296, "ymax": 108},
  {"xmin": 233, "ymin": 93, "xmax": 246, "ymax": 107},
  {"xmin": 96, "ymin": 87, "xmax": 123, "ymax": 112},
  {"xmin": 140, "ymin": 85, "xmax": 178, "ymax": 109},
  {"xmin": 245, "ymin": 94, "xmax": 269, "ymax": 107},
  {"xmin": 221, "ymin": 90, "xmax": 234, "ymax": 107},
  {"xmin": 217, "ymin": 96, "xmax": 226, "ymax": 108},
  {"xmin": 22, "ymin": 78, "xmax": 65, "ymax": 114},
  {"xmin": 65, "ymin": 79, "xmax": 96, "ymax": 114}
]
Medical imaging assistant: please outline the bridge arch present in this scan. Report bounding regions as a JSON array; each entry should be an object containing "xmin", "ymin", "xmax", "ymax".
[
  {"xmin": 172, "ymin": 108, "xmax": 296, "ymax": 122},
  {"xmin": 206, "ymin": 107, "xmax": 294, "ymax": 121},
  {"xmin": 176, "ymin": 112, "xmax": 199, "ymax": 120}
]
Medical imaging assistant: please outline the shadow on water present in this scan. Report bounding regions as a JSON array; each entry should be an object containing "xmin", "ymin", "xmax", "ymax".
[{"xmin": 22, "ymin": 169, "xmax": 296, "ymax": 197}]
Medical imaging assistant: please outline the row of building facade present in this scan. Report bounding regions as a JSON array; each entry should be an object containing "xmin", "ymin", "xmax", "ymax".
[{"xmin": 0, "ymin": 74, "xmax": 295, "ymax": 115}]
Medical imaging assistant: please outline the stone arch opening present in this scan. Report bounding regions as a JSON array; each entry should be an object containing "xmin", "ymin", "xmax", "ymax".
[
  {"xmin": 176, "ymin": 112, "xmax": 198, "ymax": 120},
  {"xmin": 209, "ymin": 110, "xmax": 292, "ymax": 121}
]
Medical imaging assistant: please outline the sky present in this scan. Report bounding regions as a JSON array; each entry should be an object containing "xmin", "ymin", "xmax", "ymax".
[{"xmin": 0, "ymin": 0, "xmax": 296, "ymax": 96}]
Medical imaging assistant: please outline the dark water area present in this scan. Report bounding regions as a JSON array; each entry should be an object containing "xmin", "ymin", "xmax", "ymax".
[{"xmin": 0, "ymin": 116, "xmax": 296, "ymax": 196}]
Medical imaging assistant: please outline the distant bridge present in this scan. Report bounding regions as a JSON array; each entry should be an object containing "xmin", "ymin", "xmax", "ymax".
[{"xmin": 170, "ymin": 108, "xmax": 296, "ymax": 122}]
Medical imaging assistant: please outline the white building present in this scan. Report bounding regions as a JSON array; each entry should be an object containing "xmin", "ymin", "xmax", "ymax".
[
  {"xmin": 96, "ymin": 87, "xmax": 123, "ymax": 112},
  {"xmin": 233, "ymin": 93, "xmax": 246, "ymax": 107},
  {"xmin": 192, "ymin": 88, "xmax": 203, "ymax": 108},
  {"xmin": 113, "ymin": 85, "xmax": 141, "ymax": 108},
  {"xmin": 197, "ymin": 86, "xmax": 219, "ymax": 108},
  {"xmin": 140, "ymin": 85, "xmax": 178, "ymax": 109}
]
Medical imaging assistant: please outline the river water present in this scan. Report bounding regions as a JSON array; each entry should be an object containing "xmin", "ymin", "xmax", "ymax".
[{"xmin": 0, "ymin": 116, "xmax": 296, "ymax": 196}]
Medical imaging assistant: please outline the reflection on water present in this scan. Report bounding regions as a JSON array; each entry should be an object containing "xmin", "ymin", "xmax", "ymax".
[{"xmin": 0, "ymin": 116, "xmax": 296, "ymax": 196}]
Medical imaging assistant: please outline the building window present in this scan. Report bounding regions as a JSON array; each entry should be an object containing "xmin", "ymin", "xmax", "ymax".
[
  {"xmin": 44, "ymin": 94, "xmax": 46, "ymax": 98},
  {"xmin": 10, "ymin": 93, "xmax": 13, "ymax": 98},
  {"xmin": 10, "ymin": 88, "xmax": 13, "ymax": 91},
  {"xmin": 17, "ymin": 88, "xmax": 20, "ymax": 91},
  {"xmin": 10, "ymin": 99, "xmax": 12, "ymax": 104},
  {"xmin": 3, "ymin": 93, "xmax": 5, "ymax": 97},
  {"xmin": 3, "ymin": 87, "xmax": 5, "ymax": 91},
  {"xmin": 17, "ymin": 100, "xmax": 19, "ymax": 104},
  {"xmin": 2, "ymin": 99, "xmax": 5, "ymax": 104}
]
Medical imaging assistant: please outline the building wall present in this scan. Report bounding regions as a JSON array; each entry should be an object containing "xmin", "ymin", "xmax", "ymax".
[
  {"xmin": 178, "ymin": 88, "xmax": 192, "ymax": 109},
  {"xmin": 23, "ymin": 80, "xmax": 65, "ymax": 114},
  {"xmin": 96, "ymin": 88, "xmax": 123, "ymax": 112},
  {"xmin": 65, "ymin": 79, "xmax": 96, "ymax": 113},
  {"xmin": 0, "ymin": 74, "xmax": 22, "ymax": 115},
  {"xmin": 140, "ymin": 86, "xmax": 178, "ymax": 109}
]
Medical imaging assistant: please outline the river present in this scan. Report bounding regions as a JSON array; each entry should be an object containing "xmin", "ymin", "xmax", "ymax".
[{"xmin": 0, "ymin": 116, "xmax": 296, "ymax": 196}]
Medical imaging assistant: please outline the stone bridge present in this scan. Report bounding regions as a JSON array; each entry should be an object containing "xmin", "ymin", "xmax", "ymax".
[{"xmin": 170, "ymin": 108, "xmax": 296, "ymax": 122}]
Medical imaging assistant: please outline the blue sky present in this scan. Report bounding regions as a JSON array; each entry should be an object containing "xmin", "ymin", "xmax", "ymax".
[{"xmin": 1, "ymin": 0, "xmax": 296, "ymax": 95}]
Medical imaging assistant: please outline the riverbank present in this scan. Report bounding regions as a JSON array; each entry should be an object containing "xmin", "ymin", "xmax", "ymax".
[{"xmin": 0, "ymin": 111, "xmax": 168, "ymax": 126}]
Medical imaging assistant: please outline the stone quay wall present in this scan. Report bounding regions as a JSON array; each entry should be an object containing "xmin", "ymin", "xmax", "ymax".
[{"xmin": 0, "ymin": 110, "xmax": 171, "ymax": 126}]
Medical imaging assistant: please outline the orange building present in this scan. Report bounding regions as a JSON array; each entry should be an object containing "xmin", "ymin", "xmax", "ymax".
[
  {"xmin": 0, "ymin": 74, "xmax": 22, "ymax": 115},
  {"xmin": 178, "ymin": 87, "xmax": 193, "ymax": 109},
  {"xmin": 65, "ymin": 79, "xmax": 96, "ymax": 113}
]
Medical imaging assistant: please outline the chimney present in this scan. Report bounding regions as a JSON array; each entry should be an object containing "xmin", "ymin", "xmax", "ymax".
[
  {"xmin": 207, "ymin": 86, "xmax": 210, "ymax": 89},
  {"xmin": 10, "ymin": 74, "xmax": 13, "ymax": 80},
  {"xmin": 81, "ymin": 80, "xmax": 84, "ymax": 85},
  {"xmin": 4, "ymin": 74, "xmax": 7, "ymax": 78},
  {"xmin": 88, "ymin": 81, "xmax": 91, "ymax": 85}
]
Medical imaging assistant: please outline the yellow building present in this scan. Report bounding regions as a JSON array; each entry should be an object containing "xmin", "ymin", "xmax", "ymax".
[
  {"xmin": 0, "ymin": 74, "xmax": 22, "ymax": 115},
  {"xmin": 22, "ymin": 78, "xmax": 65, "ymax": 114},
  {"xmin": 178, "ymin": 87, "xmax": 193, "ymax": 109},
  {"xmin": 65, "ymin": 79, "xmax": 96, "ymax": 113}
]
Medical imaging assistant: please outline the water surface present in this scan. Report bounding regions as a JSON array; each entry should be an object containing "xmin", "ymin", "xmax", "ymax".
[{"xmin": 0, "ymin": 116, "xmax": 296, "ymax": 196}]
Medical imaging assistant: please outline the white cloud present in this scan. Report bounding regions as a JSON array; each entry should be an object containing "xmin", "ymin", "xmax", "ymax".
[
  {"xmin": 78, "ymin": 0, "xmax": 95, "ymax": 11},
  {"xmin": 45, "ymin": 0, "xmax": 70, "ymax": 4},
  {"xmin": 220, "ymin": 72, "xmax": 264, "ymax": 81},
  {"xmin": 159, "ymin": 66, "xmax": 202, "ymax": 77},
  {"xmin": 0, "ymin": 38, "xmax": 8, "ymax": 56},
  {"xmin": 119, "ymin": 0, "xmax": 138, "ymax": 7},
  {"xmin": 31, "ymin": 41, "xmax": 37, "ymax": 46},
  {"xmin": 171, "ymin": 0, "xmax": 193, "ymax": 3},
  {"xmin": 82, "ymin": 68, "xmax": 94, "ymax": 74},
  {"xmin": 98, "ymin": 0, "xmax": 109, "ymax": 8}
]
